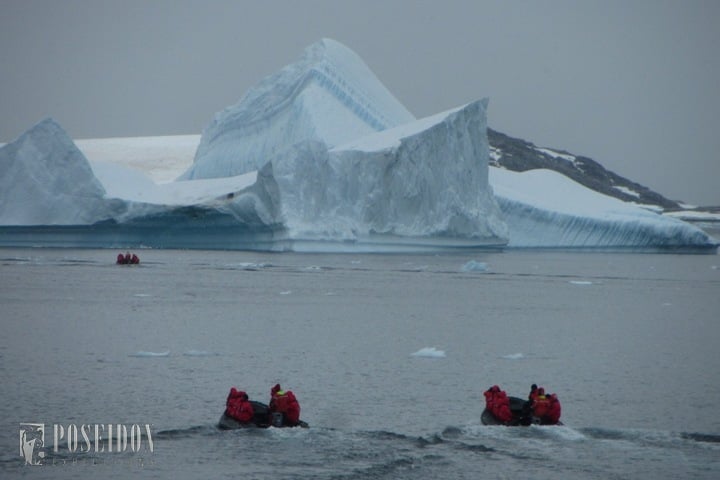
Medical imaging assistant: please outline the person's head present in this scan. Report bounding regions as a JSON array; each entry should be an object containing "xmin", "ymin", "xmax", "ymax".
[
  {"xmin": 531, "ymin": 384, "xmax": 537, "ymax": 391},
  {"xmin": 272, "ymin": 384, "xmax": 281, "ymax": 394},
  {"xmin": 538, "ymin": 387, "xmax": 545, "ymax": 396}
]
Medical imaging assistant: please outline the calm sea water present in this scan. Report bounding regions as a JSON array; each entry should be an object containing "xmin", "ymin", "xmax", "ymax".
[{"xmin": 1, "ymin": 248, "xmax": 719, "ymax": 479}]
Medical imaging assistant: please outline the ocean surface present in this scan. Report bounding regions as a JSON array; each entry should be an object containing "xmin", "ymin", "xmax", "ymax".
[{"xmin": 1, "ymin": 248, "xmax": 719, "ymax": 479}]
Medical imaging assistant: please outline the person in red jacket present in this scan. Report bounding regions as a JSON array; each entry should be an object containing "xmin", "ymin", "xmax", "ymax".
[
  {"xmin": 545, "ymin": 393, "xmax": 562, "ymax": 424},
  {"xmin": 531, "ymin": 388, "xmax": 551, "ymax": 421},
  {"xmin": 492, "ymin": 389, "xmax": 513, "ymax": 423},
  {"xmin": 483, "ymin": 385, "xmax": 500, "ymax": 413},
  {"xmin": 269, "ymin": 384, "xmax": 301, "ymax": 426},
  {"xmin": 484, "ymin": 385, "xmax": 513, "ymax": 423},
  {"xmin": 116, "ymin": 253, "xmax": 126, "ymax": 264},
  {"xmin": 225, "ymin": 387, "xmax": 254, "ymax": 423}
]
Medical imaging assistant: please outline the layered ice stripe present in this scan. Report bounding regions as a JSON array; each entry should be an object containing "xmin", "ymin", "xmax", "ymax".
[
  {"xmin": 489, "ymin": 168, "xmax": 716, "ymax": 248},
  {"xmin": 182, "ymin": 38, "xmax": 415, "ymax": 180}
]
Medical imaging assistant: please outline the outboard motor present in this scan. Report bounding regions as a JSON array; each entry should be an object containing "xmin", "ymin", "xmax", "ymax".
[{"xmin": 271, "ymin": 412, "xmax": 284, "ymax": 427}]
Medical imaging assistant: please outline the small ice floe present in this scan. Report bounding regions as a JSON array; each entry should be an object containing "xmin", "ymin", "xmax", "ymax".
[
  {"xmin": 661, "ymin": 302, "xmax": 672, "ymax": 307},
  {"xmin": 133, "ymin": 293, "xmax": 152, "ymax": 297},
  {"xmin": 502, "ymin": 353, "xmax": 524, "ymax": 360},
  {"xmin": 411, "ymin": 347, "xmax": 446, "ymax": 358},
  {"xmin": 129, "ymin": 351, "xmax": 170, "ymax": 357},
  {"xmin": 461, "ymin": 260, "xmax": 488, "ymax": 272},
  {"xmin": 234, "ymin": 262, "xmax": 269, "ymax": 270},
  {"xmin": 183, "ymin": 350, "xmax": 219, "ymax": 357},
  {"xmin": 279, "ymin": 290, "xmax": 292, "ymax": 295},
  {"xmin": 569, "ymin": 280, "xmax": 593, "ymax": 285}
]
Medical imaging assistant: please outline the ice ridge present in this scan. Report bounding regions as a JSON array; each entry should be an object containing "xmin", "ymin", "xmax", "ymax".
[{"xmin": 182, "ymin": 38, "xmax": 415, "ymax": 180}]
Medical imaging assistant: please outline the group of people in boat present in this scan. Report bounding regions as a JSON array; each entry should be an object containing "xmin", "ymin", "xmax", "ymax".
[
  {"xmin": 116, "ymin": 251, "xmax": 140, "ymax": 265},
  {"xmin": 225, "ymin": 382, "xmax": 560, "ymax": 429},
  {"xmin": 484, "ymin": 383, "xmax": 562, "ymax": 425},
  {"xmin": 225, "ymin": 383, "xmax": 301, "ymax": 427}
]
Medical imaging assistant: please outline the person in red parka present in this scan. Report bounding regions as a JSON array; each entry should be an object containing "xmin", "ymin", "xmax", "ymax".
[
  {"xmin": 492, "ymin": 389, "xmax": 513, "ymax": 423},
  {"xmin": 116, "ymin": 253, "xmax": 126, "ymax": 264},
  {"xmin": 225, "ymin": 387, "xmax": 254, "ymax": 423},
  {"xmin": 483, "ymin": 385, "xmax": 500, "ymax": 413},
  {"xmin": 545, "ymin": 393, "xmax": 562, "ymax": 424},
  {"xmin": 269, "ymin": 384, "xmax": 300, "ymax": 426},
  {"xmin": 531, "ymin": 388, "xmax": 551, "ymax": 421},
  {"xmin": 484, "ymin": 385, "xmax": 513, "ymax": 423}
]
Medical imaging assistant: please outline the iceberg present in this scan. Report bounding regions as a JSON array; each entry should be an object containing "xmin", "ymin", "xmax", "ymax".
[
  {"xmin": 489, "ymin": 168, "xmax": 716, "ymax": 248},
  {"xmin": 181, "ymin": 38, "xmax": 415, "ymax": 180},
  {"xmin": 0, "ymin": 38, "xmax": 716, "ymax": 251},
  {"xmin": 0, "ymin": 118, "xmax": 115, "ymax": 225}
]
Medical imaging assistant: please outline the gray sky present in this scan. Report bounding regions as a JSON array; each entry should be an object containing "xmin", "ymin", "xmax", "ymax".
[{"xmin": 2, "ymin": 0, "xmax": 718, "ymax": 205}]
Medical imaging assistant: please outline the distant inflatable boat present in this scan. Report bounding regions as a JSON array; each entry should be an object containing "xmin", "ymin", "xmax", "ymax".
[
  {"xmin": 217, "ymin": 401, "xmax": 309, "ymax": 429},
  {"xmin": 481, "ymin": 396, "xmax": 562, "ymax": 426}
]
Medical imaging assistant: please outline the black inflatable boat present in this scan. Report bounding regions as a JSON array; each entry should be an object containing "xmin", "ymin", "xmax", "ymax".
[
  {"xmin": 218, "ymin": 400, "xmax": 309, "ymax": 429},
  {"xmin": 481, "ymin": 396, "xmax": 563, "ymax": 426}
]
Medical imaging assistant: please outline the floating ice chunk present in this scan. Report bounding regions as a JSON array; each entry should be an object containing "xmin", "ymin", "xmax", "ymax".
[
  {"xmin": 129, "ymin": 351, "xmax": 170, "ymax": 357},
  {"xmin": 279, "ymin": 290, "xmax": 292, "ymax": 295},
  {"xmin": 411, "ymin": 347, "xmax": 446, "ymax": 358},
  {"xmin": 461, "ymin": 260, "xmax": 489, "ymax": 272},
  {"xmin": 502, "ymin": 352, "xmax": 524, "ymax": 360},
  {"xmin": 569, "ymin": 281, "xmax": 593, "ymax": 285},
  {"xmin": 183, "ymin": 350, "xmax": 219, "ymax": 357}
]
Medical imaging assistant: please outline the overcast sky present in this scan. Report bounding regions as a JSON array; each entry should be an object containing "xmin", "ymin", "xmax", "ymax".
[{"xmin": 1, "ymin": 0, "xmax": 718, "ymax": 205}]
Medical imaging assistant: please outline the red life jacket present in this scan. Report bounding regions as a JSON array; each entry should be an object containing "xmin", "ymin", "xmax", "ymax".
[
  {"xmin": 492, "ymin": 391, "xmax": 513, "ymax": 422},
  {"xmin": 226, "ymin": 388, "xmax": 254, "ymax": 423},
  {"xmin": 532, "ymin": 395, "xmax": 550, "ymax": 418},
  {"xmin": 483, "ymin": 390, "xmax": 495, "ymax": 411},
  {"xmin": 270, "ymin": 390, "xmax": 300, "ymax": 424},
  {"xmin": 545, "ymin": 394, "xmax": 561, "ymax": 424}
]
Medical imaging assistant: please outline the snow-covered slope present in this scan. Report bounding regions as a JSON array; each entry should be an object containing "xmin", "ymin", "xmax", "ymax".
[
  {"xmin": 77, "ymin": 135, "xmax": 199, "ymax": 184},
  {"xmin": 181, "ymin": 38, "xmax": 415, "ymax": 180}
]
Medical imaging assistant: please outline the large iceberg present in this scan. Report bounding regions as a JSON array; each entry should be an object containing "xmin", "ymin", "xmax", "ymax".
[
  {"xmin": 0, "ymin": 100, "xmax": 507, "ymax": 250},
  {"xmin": 0, "ymin": 38, "xmax": 716, "ymax": 251},
  {"xmin": 182, "ymin": 38, "xmax": 415, "ymax": 180}
]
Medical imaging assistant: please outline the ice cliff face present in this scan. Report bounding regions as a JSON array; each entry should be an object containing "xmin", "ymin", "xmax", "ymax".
[
  {"xmin": 264, "ymin": 100, "xmax": 507, "ymax": 245},
  {"xmin": 181, "ymin": 38, "xmax": 415, "ymax": 180},
  {"xmin": 0, "ymin": 118, "xmax": 113, "ymax": 225}
]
